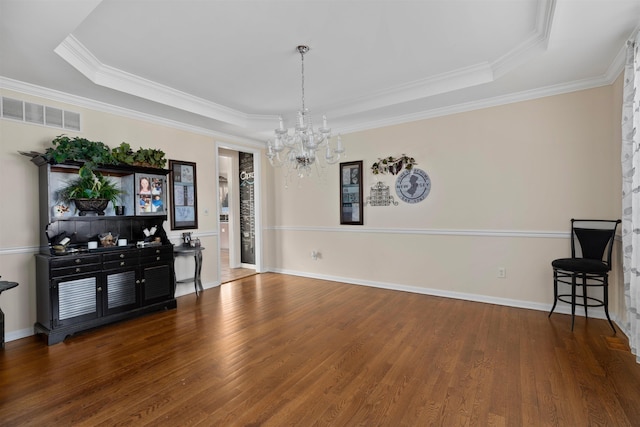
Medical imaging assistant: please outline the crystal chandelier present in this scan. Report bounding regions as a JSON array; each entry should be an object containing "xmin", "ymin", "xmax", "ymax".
[{"xmin": 266, "ymin": 45, "xmax": 344, "ymax": 182}]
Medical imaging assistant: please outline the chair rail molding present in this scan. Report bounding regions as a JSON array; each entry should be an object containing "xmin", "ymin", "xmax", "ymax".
[{"xmin": 266, "ymin": 225, "xmax": 568, "ymax": 239}]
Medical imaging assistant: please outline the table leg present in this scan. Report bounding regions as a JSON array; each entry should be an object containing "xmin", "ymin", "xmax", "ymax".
[
  {"xmin": 195, "ymin": 250, "xmax": 203, "ymax": 296},
  {"xmin": 1, "ymin": 307, "xmax": 5, "ymax": 349}
]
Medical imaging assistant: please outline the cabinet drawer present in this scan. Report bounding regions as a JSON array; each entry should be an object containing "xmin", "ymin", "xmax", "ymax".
[
  {"xmin": 103, "ymin": 250, "xmax": 137, "ymax": 262},
  {"xmin": 141, "ymin": 252, "xmax": 173, "ymax": 264},
  {"xmin": 139, "ymin": 245, "xmax": 173, "ymax": 257},
  {"xmin": 50, "ymin": 255, "xmax": 101, "ymax": 269},
  {"xmin": 52, "ymin": 263, "xmax": 101, "ymax": 278},
  {"xmin": 104, "ymin": 259, "xmax": 138, "ymax": 270}
]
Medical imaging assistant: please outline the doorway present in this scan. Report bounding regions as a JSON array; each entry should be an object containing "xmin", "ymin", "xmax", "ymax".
[{"xmin": 216, "ymin": 145, "xmax": 262, "ymax": 284}]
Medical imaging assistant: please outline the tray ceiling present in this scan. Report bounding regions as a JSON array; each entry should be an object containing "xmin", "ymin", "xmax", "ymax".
[{"xmin": 1, "ymin": 0, "xmax": 639, "ymax": 142}]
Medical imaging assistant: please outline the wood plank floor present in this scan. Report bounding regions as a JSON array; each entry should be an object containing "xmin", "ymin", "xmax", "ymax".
[
  {"xmin": 2, "ymin": 273, "xmax": 640, "ymax": 426},
  {"xmin": 220, "ymin": 248, "xmax": 256, "ymax": 284}
]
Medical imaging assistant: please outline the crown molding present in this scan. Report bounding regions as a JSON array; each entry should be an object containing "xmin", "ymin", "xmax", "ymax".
[
  {"xmin": 54, "ymin": 35, "xmax": 277, "ymax": 130},
  {"xmin": 337, "ymin": 71, "xmax": 616, "ymax": 136},
  {"xmin": 51, "ymin": 1, "xmax": 560, "ymax": 131},
  {"xmin": 325, "ymin": 62, "xmax": 495, "ymax": 119},
  {"xmin": 490, "ymin": 0, "xmax": 554, "ymax": 80},
  {"xmin": 2, "ymin": 0, "xmax": 628, "ymax": 142},
  {"xmin": 0, "ymin": 76, "xmax": 262, "ymax": 146},
  {"xmin": 2, "ymin": 60, "xmax": 619, "ymax": 148},
  {"xmin": 325, "ymin": 0, "xmax": 557, "ymax": 119}
]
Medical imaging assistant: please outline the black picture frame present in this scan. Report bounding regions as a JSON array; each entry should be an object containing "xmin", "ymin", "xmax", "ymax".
[
  {"xmin": 169, "ymin": 160, "xmax": 198, "ymax": 230},
  {"xmin": 340, "ymin": 160, "xmax": 363, "ymax": 225}
]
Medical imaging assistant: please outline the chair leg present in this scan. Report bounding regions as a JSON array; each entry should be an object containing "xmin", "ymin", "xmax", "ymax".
[
  {"xmin": 571, "ymin": 274, "xmax": 577, "ymax": 331},
  {"xmin": 582, "ymin": 273, "xmax": 588, "ymax": 319},
  {"xmin": 549, "ymin": 269, "xmax": 559, "ymax": 317},
  {"xmin": 603, "ymin": 277, "xmax": 616, "ymax": 334}
]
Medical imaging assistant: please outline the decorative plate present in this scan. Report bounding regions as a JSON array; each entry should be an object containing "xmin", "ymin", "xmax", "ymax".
[{"xmin": 395, "ymin": 168, "xmax": 431, "ymax": 204}]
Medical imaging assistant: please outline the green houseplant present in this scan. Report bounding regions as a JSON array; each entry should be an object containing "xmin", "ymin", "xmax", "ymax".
[
  {"xmin": 58, "ymin": 166, "xmax": 123, "ymax": 216},
  {"xmin": 133, "ymin": 147, "xmax": 167, "ymax": 168},
  {"xmin": 44, "ymin": 136, "xmax": 166, "ymax": 169},
  {"xmin": 44, "ymin": 135, "xmax": 117, "ymax": 169},
  {"xmin": 111, "ymin": 142, "xmax": 135, "ymax": 165}
]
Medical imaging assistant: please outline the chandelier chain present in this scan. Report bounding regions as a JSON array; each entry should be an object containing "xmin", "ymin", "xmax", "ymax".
[{"xmin": 300, "ymin": 47, "xmax": 306, "ymax": 114}]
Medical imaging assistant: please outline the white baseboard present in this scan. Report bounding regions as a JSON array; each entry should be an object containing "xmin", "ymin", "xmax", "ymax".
[
  {"xmin": 174, "ymin": 281, "xmax": 220, "ymax": 298},
  {"xmin": 267, "ymin": 268, "xmax": 615, "ymax": 322},
  {"xmin": 5, "ymin": 327, "xmax": 34, "ymax": 343}
]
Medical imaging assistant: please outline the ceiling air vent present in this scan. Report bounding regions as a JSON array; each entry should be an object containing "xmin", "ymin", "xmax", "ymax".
[
  {"xmin": 2, "ymin": 97, "xmax": 24, "ymax": 121},
  {"xmin": 25, "ymin": 102, "xmax": 44, "ymax": 125},
  {"xmin": 1, "ymin": 96, "xmax": 81, "ymax": 131},
  {"xmin": 45, "ymin": 106, "xmax": 63, "ymax": 128},
  {"xmin": 64, "ymin": 110, "xmax": 81, "ymax": 131}
]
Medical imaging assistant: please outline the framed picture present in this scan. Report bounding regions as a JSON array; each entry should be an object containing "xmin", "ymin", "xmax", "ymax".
[
  {"xmin": 340, "ymin": 160, "xmax": 363, "ymax": 225},
  {"xmin": 135, "ymin": 173, "xmax": 167, "ymax": 216},
  {"xmin": 169, "ymin": 160, "xmax": 198, "ymax": 230}
]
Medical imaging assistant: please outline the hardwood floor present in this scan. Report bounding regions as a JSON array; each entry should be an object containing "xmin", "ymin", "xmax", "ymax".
[
  {"xmin": 220, "ymin": 248, "xmax": 256, "ymax": 283},
  {"xmin": 2, "ymin": 273, "xmax": 640, "ymax": 426}
]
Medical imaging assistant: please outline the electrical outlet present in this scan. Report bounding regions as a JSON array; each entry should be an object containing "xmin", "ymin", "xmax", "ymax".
[{"xmin": 498, "ymin": 267, "xmax": 506, "ymax": 278}]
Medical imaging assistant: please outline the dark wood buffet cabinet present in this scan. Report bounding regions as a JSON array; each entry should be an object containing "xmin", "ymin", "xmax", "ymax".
[{"xmin": 29, "ymin": 157, "xmax": 177, "ymax": 345}]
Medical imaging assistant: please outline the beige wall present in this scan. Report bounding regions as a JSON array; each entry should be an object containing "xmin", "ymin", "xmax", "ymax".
[
  {"xmin": 265, "ymin": 83, "xmax": 624, "ymax": 321},
  {"xmin": 0, "ymin": 75, "xmax": 626, "ymax": 341}
]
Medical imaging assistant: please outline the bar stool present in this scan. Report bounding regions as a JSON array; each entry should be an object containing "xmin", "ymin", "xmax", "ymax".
[{"xmin": 549, "ymin": 219, "xmax": 620, "ymax": 332}]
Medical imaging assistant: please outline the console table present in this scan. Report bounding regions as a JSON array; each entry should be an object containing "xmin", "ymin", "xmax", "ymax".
[
  {"xmin": 174, "ymin": 246, "xmax": 205, "ymax": 296},
  {"xmin": 0, "ymin": 280, "xmax": 19, "ymax": 348}
]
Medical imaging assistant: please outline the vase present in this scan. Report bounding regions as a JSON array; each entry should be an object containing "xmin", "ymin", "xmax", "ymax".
[{"xmin": 73, "ymin": 198, "xmax": 109, "ymax": 216}]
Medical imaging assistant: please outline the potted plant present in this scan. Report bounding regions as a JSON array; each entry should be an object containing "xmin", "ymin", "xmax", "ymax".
[
  {"xmin": 58, "ymin": 166, "xmax": 123, "ymax": 216},
  {"xmin": 44, "ymin": 135, "xmax": 117, "ymax": 169},
  {"xmin": 111, "ymin": 142, "xmax": 135, "ymax": 165},
  {"xmin": 133, "ymin": 147, "xmax": 166, "ymax": 168},
  {"xmin": 27, "ymin": 135, "xmax": 167, "ymax": 169}
]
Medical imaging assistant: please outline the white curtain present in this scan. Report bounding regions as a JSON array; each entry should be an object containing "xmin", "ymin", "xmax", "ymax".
[{"xmin": 621, "ymin": 32, "xmax": 640, "ymax": 363}]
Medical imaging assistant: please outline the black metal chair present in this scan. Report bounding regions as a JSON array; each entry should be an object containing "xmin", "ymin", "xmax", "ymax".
[{"xmin": 549, "ymin": 219, "xmax": 621, "ymax": 332}]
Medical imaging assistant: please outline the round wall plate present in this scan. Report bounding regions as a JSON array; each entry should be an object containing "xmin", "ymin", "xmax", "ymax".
[{"xmin": 395, "ymin": 168, "xmax": 431, "ymax": 204}]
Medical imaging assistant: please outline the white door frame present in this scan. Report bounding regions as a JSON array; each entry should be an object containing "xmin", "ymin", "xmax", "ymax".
[{"xmin": 215, "ymin": 141, "xmax": 263, "ymax": 282}]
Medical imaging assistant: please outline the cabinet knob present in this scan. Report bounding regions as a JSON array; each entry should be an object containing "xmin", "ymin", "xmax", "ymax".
[
  {"xmin": 120, "ymin": 261, "xmax": 125, "ymax": 266},
  {"xmin": 136, "ymin": 280, "xmax": 140, "ymax": 284},
  {"xmin": 75, "ymin": 267, "xmax": 81, "ymax": 273},
  {"xmin": 120, "ymin": 254, "xmax": 125, "ymax": 259},
  {"xmin": 97, "ymin": 287, "xmax": 102, "ymax": 292},
  {"xmin": 156, "ymin": 256, "xmax": 160, "ymax": 261},
  {"xmin": 141, "ymin": 279, "xmax": 146, "ymax": 283},
  {"xmin": 75, "ymin": 259, "xmax": 81, "ymax": 264},
  {"xmin": 156, "ymin": 249, "xmax": 160, "ymax": 254}
]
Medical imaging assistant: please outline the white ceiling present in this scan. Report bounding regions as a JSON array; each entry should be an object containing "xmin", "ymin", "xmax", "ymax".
[{"xmin": 1, "ymin": 0, "xmax": 639, "ymax": 143}]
